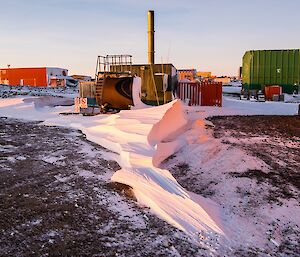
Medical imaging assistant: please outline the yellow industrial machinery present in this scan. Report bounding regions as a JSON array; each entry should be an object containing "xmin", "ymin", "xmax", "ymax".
[
  {"xmin": 95, "ymin": 55, "xmax": 134, "ymax": 111},
  {"xmin": 78, "ymin": 10, "xmax": 178, "ymax": 114},
  {"xmin": 98, "ymin": 76, "xmax": 134, "ymax": 110}
]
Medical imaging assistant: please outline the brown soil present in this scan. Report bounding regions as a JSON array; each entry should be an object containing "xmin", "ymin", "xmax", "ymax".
[
  {"xmin": 0, "ymin": 117, "xmax": 206, "ymax": 257},
  {"xmin": 163, "ymin": 115, "xmax": 300, "ymax": 256},
  {"xmin": 208, "ymin": 115, "xmax": 300, "ymax": 201}
]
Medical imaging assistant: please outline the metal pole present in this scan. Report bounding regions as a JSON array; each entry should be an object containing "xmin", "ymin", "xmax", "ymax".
[{"xmin": 148, "ymin": 10, "xmax": 155, "ymax": 64}]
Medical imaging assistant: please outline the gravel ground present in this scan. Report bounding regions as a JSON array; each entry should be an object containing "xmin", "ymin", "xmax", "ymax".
[
  {"xmin": 0, "ymin": 84, "xmax": 78, "ymax": 99},
  {"xmin": 208, "ymin": 115, "xmax": 300, "ymax": 201},
  {"xmin": 0, "ymin": 117, "xmax": 206, "ymax": 257},
  {"xmin": 163, "ymin": 115, "xmax": 300, "ymax": 256},
  {"xmin": 208, "ymin": 115, "xmax": 300, "ymax": 256},
  {"xmin": 1, "ymin": 93, "xmax": 299, "ymax": 257}
]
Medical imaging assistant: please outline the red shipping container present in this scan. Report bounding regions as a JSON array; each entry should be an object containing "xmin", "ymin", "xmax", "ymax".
[
  {"xmin": 177, "ymin": 82, "xmax": 222, "ymax": 106},
  {"xmin": 201, "ymin": 82, "xmax": 222, "ymax": 107},
  {"xmin": 264, "ymin": 85, "xmax": 282, "ymax": 101}
]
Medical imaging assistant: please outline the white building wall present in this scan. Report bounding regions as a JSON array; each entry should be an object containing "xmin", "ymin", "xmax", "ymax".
[{"xmin": 46, "ymin": 68, "xmax": 68, "ymax": 86}]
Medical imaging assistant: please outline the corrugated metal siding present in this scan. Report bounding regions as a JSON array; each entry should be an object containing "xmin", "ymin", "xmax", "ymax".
[
  {"xmin": 242, "ymin": 49, "xmax": 300, "ymax": 93},
  {"xmin": 79, "ymin": 82, "xmax": 96, "ymax": 98},
  {"xmin": 0, "ymin": 68, "xmax": 47, "ymax": 87},
  {"xmin": 121, "ymin": 64, "xmax": 177, "ymax": 104},
  {"xmin": 177, "ymin": 82, "xmax": 222, "ymax": 106}
]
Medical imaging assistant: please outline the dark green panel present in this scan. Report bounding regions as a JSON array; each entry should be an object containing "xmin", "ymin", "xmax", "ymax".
[
  {"xmin": 282, "ymin": 50, "xmax": 288, "ymax": 85},
  {"xmin": 270, "ymin": 51, "xmax": 277, "ymax": 84},
  {"xmin": 265, "ymin": 51, "xmax": 271, "ymax": 84},
  {"xmin": 277, "ymin": 50, "xmax": 283, "ymax": 84},
  {"xmin": 294, "ymin": 51, "xmax": 300, "ymax": 84},
  {"xmin": 258, "ymin": 50, "xmax": 265, "ymax": 84},
  {"xmin": 251, "ymin": 51, "xmax": 255, "ymax": 85},
  {"xmin": 290, "ymin": 50, "xmax": 295, "ymax": 83},
  {"xmin": 253, "ymin": 51, "xmax": 259, "ymax": 85}
]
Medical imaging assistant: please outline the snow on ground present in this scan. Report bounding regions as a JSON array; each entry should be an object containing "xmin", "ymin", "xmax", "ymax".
[
  {"xmin": 0, "ymin": 84, "xmax": 78, "ymax": 98},
  {"xmin": 284, "ymin": 93, "xmax": 300, "ymax": 103},
  {"xmin": 222, "ymin": 86, "xmax": 241, "ymax": 94},
  {"xmin": 162, "ymin": 115, "xmax": 300, "ymax": 255},
  {"xmin": 222, "ymin": 84, "xmax": 300, "ymax": 104},
  {"xmin": 228, "ymin": 81, "xmax": 242, "ymax": 87},
  {"xmin": 0, "ymin": 118, "xmax": 205, "ymax": 256},
  {"xmin": 0, "ymin": 93, "xmax": 299, "ymax": 255},
  {"xmin": 203, "ymin": 96, "xmax": 299, "ymax": 116}
]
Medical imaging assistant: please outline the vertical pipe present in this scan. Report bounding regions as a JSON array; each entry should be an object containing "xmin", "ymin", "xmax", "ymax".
[{"xmin": 148, "ymin": 10, "xmax": 155, "ymax": 64}]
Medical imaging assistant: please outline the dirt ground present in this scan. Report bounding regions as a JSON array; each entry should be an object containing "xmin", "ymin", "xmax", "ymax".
[
  {"xmin": 208, "ymin": 115, "xmax": 300, "ymax": 202},
  {"xmin": 163, "ymin": 115, "xmax": 300, "ymax": 256},
  {"xmin": 0, "ymin": 117, "xmax": 206, "ymax": 257},
  {"xmin": 1, "ymin": 111, "xmax": 299, "ymax": 256}
]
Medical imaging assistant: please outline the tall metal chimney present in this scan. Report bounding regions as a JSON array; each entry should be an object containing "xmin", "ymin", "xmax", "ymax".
[{"xmin": 148, "ymin": 10, "xmax": 155, "ymax": 64}]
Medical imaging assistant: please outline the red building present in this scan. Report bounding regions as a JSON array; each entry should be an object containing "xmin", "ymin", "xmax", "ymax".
[{"xmin": 0, "ymin": 67, "xmax": 68, "ymax": 87}]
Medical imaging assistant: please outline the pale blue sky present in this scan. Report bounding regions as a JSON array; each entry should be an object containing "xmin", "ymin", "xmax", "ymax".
[{"xmin": 1, "ymin": 0, "xmax": 299, "ymax": 76}]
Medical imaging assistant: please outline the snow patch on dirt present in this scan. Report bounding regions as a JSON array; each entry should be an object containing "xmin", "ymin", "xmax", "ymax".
[{"xmin": 0, "ymin": 93, "xmax": 299, "ymax": 255}]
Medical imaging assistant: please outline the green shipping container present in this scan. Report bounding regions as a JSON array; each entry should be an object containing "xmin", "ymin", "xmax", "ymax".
[{"xmin": 242, "ymin": 49, "xmax": 300, "ymax": 94}]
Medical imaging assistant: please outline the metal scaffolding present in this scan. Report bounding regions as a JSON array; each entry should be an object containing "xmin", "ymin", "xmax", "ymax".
[{"xmin": 95, "ymin": 55, "xmax": 132, "ymax": 79}]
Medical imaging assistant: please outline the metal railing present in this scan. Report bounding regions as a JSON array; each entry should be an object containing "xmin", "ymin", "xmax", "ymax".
[{"xmin": 95, "ymin": 55, "xmax": 133, "ymax": 80}]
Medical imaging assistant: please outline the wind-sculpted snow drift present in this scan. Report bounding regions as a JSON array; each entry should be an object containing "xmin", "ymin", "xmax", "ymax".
[
  {"xmin": 111, "ymin": 100, "xmax": 227, "ymax": 240},
  {"xmin": 0, "ymin": 95, "xmax": 227, "ymax": 242}
]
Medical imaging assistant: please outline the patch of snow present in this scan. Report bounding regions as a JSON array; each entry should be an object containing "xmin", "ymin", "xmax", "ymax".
[
  {"xmin": 222, "ymin": 86, "xmax": 241, "ymax": 94},
  {"xmin": 7, "ymin": 156, "xmax": 16, "ymax": 163},
  {"xmin": 54, "ymin": 175, "xmax": 72, "ymax": 183},
  {"xmin": 186, "ymin": 96, "xmax": 299, "ymax": 117},
  {"xmin": 16, "ymin": 156, "xmax": 27, "ymax": 161},
  {"xmin": 79, "ymin": 170, "xmax": 95, "ymax": 178},
  {"xmin": 31, "ymin": 219, "xmax": 42, "ymax": 226},
  {"xmin": 42, "ymin": 155, "xmax": 66, "ymax": 164},
  {"xmin": 0, "ymin": 84, "xmax": 78, "ymax": 98},
  {"xmin": 284, "ymin": 93, "xmax": 300, "ymax": 103},
  {"xmin": 228, "ymin": 81, "xmax": 242, "ymax": 87},
  {"xmin": 132, "ymin": 77, "xmax": 149, "ymax": 109},
  {"xmin": 0, "ymin": 144, "xmax": 17, "ymax": 153}
]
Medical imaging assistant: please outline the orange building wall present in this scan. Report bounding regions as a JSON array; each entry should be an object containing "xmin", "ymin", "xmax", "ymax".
[
  {"xmin": 197, "ymin": 71, "xmax": 212, "ymax": 78},
  {"xmin": 0, "ymin": 68, "xmax": 48, "ymax": 87},
  {"xmin": 178, "ymin": 70, "xmax": 196, "ymax": 81}
]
